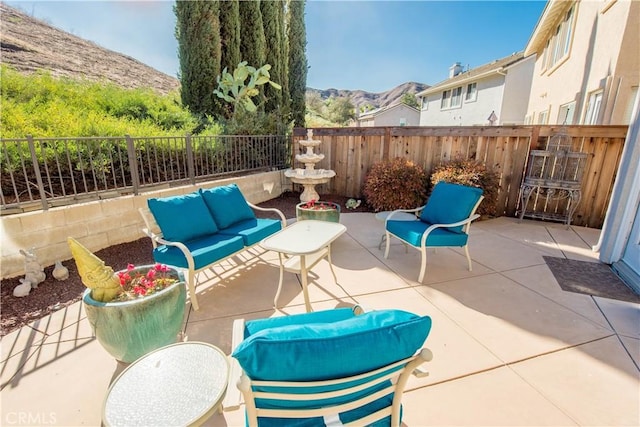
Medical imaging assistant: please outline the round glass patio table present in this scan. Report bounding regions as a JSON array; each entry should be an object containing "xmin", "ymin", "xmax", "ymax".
[{"xmin": 103, "ymin": 341, "xmax": 229, "ymax": 427}]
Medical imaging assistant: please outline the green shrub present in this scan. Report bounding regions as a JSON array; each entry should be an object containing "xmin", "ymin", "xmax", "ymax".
[
  {"xmin": 430, "ymin": 159, "xmax": 500, "ymax": 217},
  {"xmin": 363, "ymin": 158, "xmax": 429, "ymax": 212}
]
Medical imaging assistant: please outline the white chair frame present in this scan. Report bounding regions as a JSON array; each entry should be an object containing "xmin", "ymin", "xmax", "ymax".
[{"xmin": 384, "ymin": 196, "xmax": 484, "ymax": 283}]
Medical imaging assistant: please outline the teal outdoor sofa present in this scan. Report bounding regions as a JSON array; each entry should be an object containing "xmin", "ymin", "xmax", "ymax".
[
  {"xmin": 139, "ymin": 184, "xmax": 287, "ymax": 310},
  {"xmin": 227, "ymin": 307, "xmax": 433, "ymax": 426}
]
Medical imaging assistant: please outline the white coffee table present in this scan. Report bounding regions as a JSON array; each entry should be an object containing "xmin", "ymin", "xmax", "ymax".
[
  {"xmin": 375, "ymin": 210, "xmax": 417, "ymax": 249},
  {"xmin": 103, "ymin": 342, "xmax": 229, "ymax": 427},
  {"xmin": 261, "ymin": 220, "xmax": 347, "ymax": 312}
]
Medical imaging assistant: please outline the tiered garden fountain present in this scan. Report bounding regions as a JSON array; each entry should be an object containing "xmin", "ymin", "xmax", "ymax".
[{"xmin": 285, "ymin": 129, "xmax": 336, "ymax": 203}]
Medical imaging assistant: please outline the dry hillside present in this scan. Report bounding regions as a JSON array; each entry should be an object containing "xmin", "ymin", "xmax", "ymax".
[
  {"xmin": 1, "ymin": 2, "xmax": 426, "ymax": 104},
  {"xmin": 0, "ymin": 3, "xmax": 180, "ymax": 95}
]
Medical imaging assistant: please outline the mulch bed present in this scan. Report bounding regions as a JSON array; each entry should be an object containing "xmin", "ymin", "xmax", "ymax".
[{"xmin": 0, "ymin": 192, "xmax": 372, "ymax": 337}]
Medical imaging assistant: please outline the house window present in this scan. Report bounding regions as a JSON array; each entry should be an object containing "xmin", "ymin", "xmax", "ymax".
[
  {"xmin": 543, "ymin": 5, "xmax": 575, "ymax": 71},
  {"xmin": 399, "ymin": 118, "xmax": 407, "ymax": 126},
  {"xmin": 524, "ymin": 115, "xmax": 533, "ymax": 125},
  {"xmin": 538, "ymin": 110, "xmax": 549, "ymax": 124},
  {"xmin": 441, "ymin": 87, "xmax": 463, "ymax": 109},
  {"xmin": 583, "ymin": 91, "xmax": 603, "ymax": 124},
  {"xmin": 441, "ymin": 90, "xmax": 451, "ymax": 109},
  {"xmin": 558, "ymin": 101, "xmax": 576, "ymax": 124},
  {"xmin": 465, "ymin": 83, "xmax": 477, "ymax": 102},
  {"xmin": 451, "ymin": 87, "xmax": 462, "ymax": 107},
  {"xmin": 421, "ymin": 97, "xmax": 428, "ymax": 110}
]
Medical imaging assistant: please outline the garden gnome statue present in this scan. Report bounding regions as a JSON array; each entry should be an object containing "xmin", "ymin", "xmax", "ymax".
[
  {"xmin": 52, "ymin": 261, "xmax": 69, "ymax": 281},
  {"xmin": 20, "ymin": 248, "xmax": 46, "ymax": 288},
  {"xmin": 13, "ymin": 278, "xmax": 32, "ymax": 297},
  {"xmin": 67, "ymin": 237, "xmax": 121, "ymax": 302}
]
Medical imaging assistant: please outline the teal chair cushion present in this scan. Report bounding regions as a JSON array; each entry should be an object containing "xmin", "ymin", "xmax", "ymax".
[
  {"xmin": 244, "ymin": 307, "xmax": 357, "ymax": 337},
  {"xmin": 199, "ymin": 184, "xmax": 256, "ymax": 230},
  {"xmin": 386, "ymin": 220, "xmax": 469, "ymax": 247},
  {"xmin": 148, "ymin": 192, "xmax": 218, "ymax": 242},
  {"xmin": 420, "ymin": 182, "xmax": 483, "ymax": 233},
  {"xmin": 152, "ymin": 234, "xmax": 244, "ymax": 270},
  {"xmin": 233, "ymin": 309, "xmax": 432, "ymax": 382},
  {"xmin": 217, "ymin": 218, "xmax": 282, "ymax": 246}
]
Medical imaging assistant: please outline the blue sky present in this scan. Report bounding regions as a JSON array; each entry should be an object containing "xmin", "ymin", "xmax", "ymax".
[{"xmin": 5, "ymin": 0, "xmax": 546, "ymax": 93}]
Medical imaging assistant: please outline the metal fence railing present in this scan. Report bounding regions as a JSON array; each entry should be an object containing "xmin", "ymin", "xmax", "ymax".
[{"xmin": 1, "ymin": 134, "xmax": 289, "ymax": 215}]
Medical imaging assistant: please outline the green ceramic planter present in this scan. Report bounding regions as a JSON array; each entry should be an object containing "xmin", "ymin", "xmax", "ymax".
[
  {"xmin": 296, "ymin": 202, "xmax": 341, "ymax": 223},
  {"xmin": 82, "ymin": 267, "xmax": 186, "ymax": 363}
]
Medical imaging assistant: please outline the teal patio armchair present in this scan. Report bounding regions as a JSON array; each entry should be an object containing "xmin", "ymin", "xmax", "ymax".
[
  {"xmin": 384, "ymin": 182, "xmax": 484, "ymax": 283},
  {"xmin": 227, "ymin": 307, "xmax": 433, "ymax": 426}
]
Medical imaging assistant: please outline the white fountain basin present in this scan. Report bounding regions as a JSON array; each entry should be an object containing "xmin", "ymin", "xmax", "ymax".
[{"xmin": 295, "ymin": 153, "xmax": 324, "ymax": 164}]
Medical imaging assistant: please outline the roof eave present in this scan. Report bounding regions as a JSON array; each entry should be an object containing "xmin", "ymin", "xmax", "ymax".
[{"xmin": 525, "ymin": 1, "xmax": 575, "ymax": 56}]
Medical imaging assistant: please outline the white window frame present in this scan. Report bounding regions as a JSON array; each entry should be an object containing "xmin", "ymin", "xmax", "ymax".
[
  {"xmin": 538, "ymin": 109, "xmax": 549, "ymax": 124},
  {"xmin": 583, "ymin": 90, "xmax": 603, "ymax": 124},
  {"xmin": 421, "ymin": 97, "xmax": 428, "ymax": 110},
  {"xmin": 451, "ymin": 87, "xmax": 462, "ymax": 108},
  {"xmin": 441, "ymin": 90, "xmax": 451, "ymax": 109},
  {"xmin": 542, "ymin": 5, "xmax": 575, "ymax": 72},
  {"xmin": 558, "ymin": 101, "xmax": 576, "ymax": 124},
  {"xmin": 464, "ymin": 83, "xmax": 477, "ymax": 102}
]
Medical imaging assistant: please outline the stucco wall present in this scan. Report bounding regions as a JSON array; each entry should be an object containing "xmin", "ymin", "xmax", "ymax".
[
  {"xmin": 501, "ymin": 56, "xmax": 536, "ymax": 125},
  {"xmin": 419, "ymin": 75, "xmax": 507, "ymax": 126},
  {"xmin": 0, "ymin": 171, "xmax": 286, "ymax": 279},
  {"xmin": 527, "ymin": 0, "xmax": 638, "ymax": 125}
]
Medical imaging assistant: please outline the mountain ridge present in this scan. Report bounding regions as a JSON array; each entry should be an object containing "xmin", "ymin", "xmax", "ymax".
[{"xmin": 1, "ymin": 3, "xmax": 427, "ymax": 107}]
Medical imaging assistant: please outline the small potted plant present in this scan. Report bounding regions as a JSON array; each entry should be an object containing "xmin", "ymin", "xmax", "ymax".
[
  {"xmin": 68, "ymin": 237, "xmax": 186, "ymax": 363},
  {"xmin": 296, "ymin": 199, "xmax": 341, "ymax": 223}
]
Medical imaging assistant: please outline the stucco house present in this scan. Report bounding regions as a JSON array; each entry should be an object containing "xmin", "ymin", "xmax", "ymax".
[
  {"xmin": 524, "ymin": 0, "xmax": 639, "ymax": 125},
  {"xmin": 356, "ymin": 103, "xmax": 420, "ymax": 127},
  {"xmin": 416, "ymin": 53, "xmax": 535, "ymax": 126}
]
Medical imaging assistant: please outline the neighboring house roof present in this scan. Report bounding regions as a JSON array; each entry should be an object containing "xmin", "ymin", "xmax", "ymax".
[
  {"xmin": 358, "ymin": 102, "xmax": 419, "ymax": 120},
  {"xmin": 416, "ymin": 52, "xmax": 527, "ymax": 96},
  {"xmin": 525, "ymin": 0, "xmax": 575, "ymax": 56}
]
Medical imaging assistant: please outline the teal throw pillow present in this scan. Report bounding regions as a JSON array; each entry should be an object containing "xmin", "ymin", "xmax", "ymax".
[
  {"xmin": 232, "ymin": 309, "xmax": 432, "ymax": 381},
  {"xmin": 420, "ymin": 182, "xmax": 483, "ymax": 233},
  {"xmin": 147, "ymin": 192, "xmax": 218, "ymax": 242},
  {"xmin": 199, "ymin": 184, "xmax": 256, "ymax": 230}
]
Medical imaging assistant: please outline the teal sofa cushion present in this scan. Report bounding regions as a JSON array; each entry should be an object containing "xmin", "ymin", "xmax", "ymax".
[
  {"xmin": 420, "ymin": 182, "xmax": 483, "ymax": 233},
  {"xmin": 232, "ymin": 309, "xmax": 432, "ymax": 382},
  {"xmin": 152, "ymin": 234, "xmax": 244, "ymax": 270},
  {"xmin": 199, "ymin": 184, "xmax": 255, "ymax": 230},
  {"xmin": 217, "ymin": 218, "xmax": 282, "ymax": 246},
  {"xmin": 386, "ymin": 220, "xmax": 469, "ymax": 247},
  {"xmin": 148, "ymin": 192, "xmax": 218, "ymax": 242}
]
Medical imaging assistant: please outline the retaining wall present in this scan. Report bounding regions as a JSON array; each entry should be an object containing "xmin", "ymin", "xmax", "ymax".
[{"xmin": 1, "ymin": 171, "xmax": 286, "ymax": 279}]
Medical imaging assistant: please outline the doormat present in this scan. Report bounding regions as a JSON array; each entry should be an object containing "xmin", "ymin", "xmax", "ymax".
[{"xmin": 543, "ymin": 256, "xmax": 640, "ymax": 303}]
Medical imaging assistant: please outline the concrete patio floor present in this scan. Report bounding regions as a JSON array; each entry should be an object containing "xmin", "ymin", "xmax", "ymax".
[{"xmin": 1, "ymin": 214, "xmax": 639, "ymax": 426}]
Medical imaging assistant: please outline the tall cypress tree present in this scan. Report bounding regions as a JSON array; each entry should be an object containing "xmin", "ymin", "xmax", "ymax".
[
  {"xmin": 219, "ymin": 0, "xmax": 241, "ymax": 74},
  {"xmin": 277, "ymin": 1, "xmax": 290, "ymax": 113},
  {"xmin": 261, "ymin": 0, "xmax": 283, "ymax": 113},
  {"xmin": 175, "ymin": 0, "xmax": 221, "ymax": 117},
  {"xmin": 238, "ymin": 1, "xmax": 266, "ymax": 69},
  {"xmin": 287, "ymin": 0, "xmax": 307, "ymax": 127}
]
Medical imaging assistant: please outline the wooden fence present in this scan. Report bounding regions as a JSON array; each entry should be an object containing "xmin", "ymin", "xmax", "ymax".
[{"xmin": 291, "ymin": 126, "xmax": 628, "ymax": 228}]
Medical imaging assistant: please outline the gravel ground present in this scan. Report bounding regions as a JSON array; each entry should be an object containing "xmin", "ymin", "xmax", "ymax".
[{"xmin": 0, "ymin": 192, "xmax": 371, "ymax": 336}]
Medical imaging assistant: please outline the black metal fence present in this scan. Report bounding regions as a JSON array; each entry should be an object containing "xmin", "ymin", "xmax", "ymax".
[{"xmin": 1, "ymin": 134, "xmax": 289, "ymax": 214}]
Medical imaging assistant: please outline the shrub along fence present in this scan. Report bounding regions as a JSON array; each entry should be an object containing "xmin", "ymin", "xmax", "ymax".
[
  {"xmin": 292, "ymin": 126, "xmax": 628, "ymax": 228},
  {"xmin": 1, "ymin": 134, "xmax": 288, "ymax": 215}
]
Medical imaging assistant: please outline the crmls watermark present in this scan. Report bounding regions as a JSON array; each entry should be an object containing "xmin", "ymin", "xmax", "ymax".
[{"xmin": 5, "ymin": 412, "xmax": 57, "ymax": 425}]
